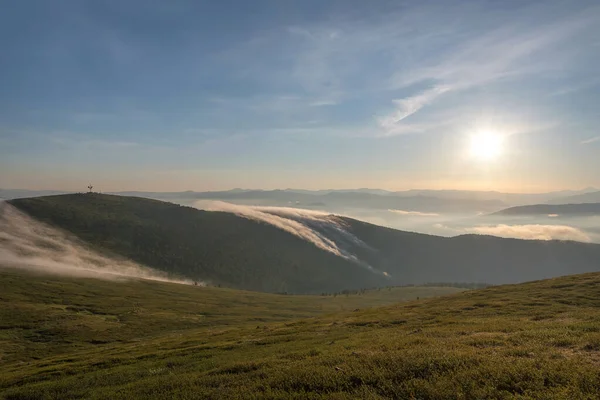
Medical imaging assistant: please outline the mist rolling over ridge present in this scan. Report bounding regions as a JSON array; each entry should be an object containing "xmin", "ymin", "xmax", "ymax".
[
  {"xmin": 4, "ymin": 187, "xmax": 599, "ymax": 244},
  {"xmin": 99, "ymin": 188, "xmax": 600, "ymax": 245},
  {"xmin": 7, "ymin": 194, "xmax": 600, "ymax": 293},
  {"xmin": 7, "ymin": 194, "xmax": 387, "ymax": 293},
  {"xmin": 0, "ymin": 202, "xmax": 192, "ymax": 284},
  {"xmin": 190, "ymin": 193, "xmax": 600, "ymax": 245},
  {"xmin": 195, "ymin": 200, "xmax": 383, "ymax": 275}
]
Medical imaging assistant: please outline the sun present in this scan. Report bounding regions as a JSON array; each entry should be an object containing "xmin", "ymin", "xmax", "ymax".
[{"xmin": 469, "ymin": 131, "xmax": 503, "ymax": 161}]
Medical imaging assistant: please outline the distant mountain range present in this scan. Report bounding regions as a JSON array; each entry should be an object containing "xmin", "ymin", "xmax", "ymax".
[
  {"xmin": 492, "ymin": 203, "xmax": 600, "ymax": 217},
  {"xmin": 111, "ymin": 187, "xmax": 599, "ymax": 214},
  {"xmin": 183, "ymin": 189, "xmax": 509, "ymax": 213},
  {"xmin": 391, "ymin": 188, "xmax": 599, "ymax": 204},
  {"xmin": 545, "ymin": 191, "xmax": 600, "ymax": 205},
  {"xmin": 3, "ymin": 187, "xmax": 598, "ymax": 211},
  {"xmin": 6, "ymin": 194, "xmax": 600, "ymax": 294}
]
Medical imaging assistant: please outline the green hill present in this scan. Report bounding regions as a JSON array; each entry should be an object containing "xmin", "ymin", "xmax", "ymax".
[
  {"xmin": 8, "ymin": 193, "xmax": 600, "ymax": 294},
  {"xmin": 1, "ymin": 268, "xmax": 599, "ymax": 399},
  {"xmin": 0, "ymin": 268, "xmax": 463, "ymax": 366},
  {"xmin": 8, "ymin": 193, "xmax": 385, "ymax": 294}
]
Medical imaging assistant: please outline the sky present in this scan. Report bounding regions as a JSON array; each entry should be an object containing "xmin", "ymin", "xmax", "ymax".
[{"xmin": 1, "ymin": 0, "xmax": 599, "ymax": 193}]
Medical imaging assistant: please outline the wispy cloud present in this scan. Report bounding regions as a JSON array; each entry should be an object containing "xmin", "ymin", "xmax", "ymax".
[
  {"xmin": 551, "ymin": 77, "xmax": 600, "ymax": 97},
  {"xmin": 377, "ymin": 5, "xmax": 600, "ymax": 135},
  {"xmin": 0, "ymin": 203, "xmax": 193, "ymax": 284},
  {"xmin": 378, "ymin": 86, "xmax": 450, "ymax": 130},
  {"xmin": 194, "ymin": 201, "xmax": 385, "ymax": 275},
  {"xmin": 208, "ymin": 2, "xmax": 599, "ymax": 139},
  {"xmin": 470, "ymin": 224, "xmax": 591, "ymax": 242},
  {"xmin": 434, "ymin": 222, "xmax": 592, "ymax": 242},
  {"xmin": 581, "ymin": 136, "xmax": 600, "ymax": 144},
  {"xmin": 388, "ymin": 209, "xmax": 439, "ymax": 217},
  {"xmin": 3, "ymin": 0, "xmax": 599, "ymax": 190},
  {"xmin": 309, "ymin": 99, "xmax": 338, "ymax": 107}
]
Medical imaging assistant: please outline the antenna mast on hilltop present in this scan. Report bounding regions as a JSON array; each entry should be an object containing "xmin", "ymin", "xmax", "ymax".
[{"xmin": 87, "ymin": 184, "xmax": 93, "ymax": 193}]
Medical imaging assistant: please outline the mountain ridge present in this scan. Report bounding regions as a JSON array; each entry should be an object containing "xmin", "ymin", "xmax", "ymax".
[
  {"xmin": 6, "ymin": 193, "xmax": 600, "ymax": 293},
  {"xmin": 3, "ymin": 187, "xmax": 599, "ymax": 208},
  {"xmin": 492, "ymin": 202, "xmax": 600, "ymax": 216},
  {"xmin": 546, "ymin": 190, "xmax": 600, "ymax": 205},
  {"xmin": 6, "ymin": 194, "xmax": 384, "ymax": 294}
]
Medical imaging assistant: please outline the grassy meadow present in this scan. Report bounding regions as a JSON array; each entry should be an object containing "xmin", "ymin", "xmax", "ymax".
[{"xmin": 1, "ymin": 268, "xmax": 600, "ymax": 398}]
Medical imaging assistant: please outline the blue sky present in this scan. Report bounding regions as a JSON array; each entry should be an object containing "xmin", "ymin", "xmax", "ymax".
[{"xmin": 1, "ymin": 0, "xmax": 599, "ymax": 192}]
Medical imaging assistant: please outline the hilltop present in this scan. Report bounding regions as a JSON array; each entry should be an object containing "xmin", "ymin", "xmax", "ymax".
[
  {"xmin": 1, "ymin": 268, "xmax": 599, "ymax": 398},
  {"xmin": 8, "ymin": 193, "xmax": 600, "ymax": 293}
]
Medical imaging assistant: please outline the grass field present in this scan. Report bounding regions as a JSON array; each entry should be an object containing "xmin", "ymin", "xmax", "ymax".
[{"xmin": 2, "ymin": 268, "xmax": 600, "ymax": 399}]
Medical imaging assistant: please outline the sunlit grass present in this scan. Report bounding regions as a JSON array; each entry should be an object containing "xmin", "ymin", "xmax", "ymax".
[{"xmin": 2, "ymin": 269, "xmax": 600, "ymax": 399}]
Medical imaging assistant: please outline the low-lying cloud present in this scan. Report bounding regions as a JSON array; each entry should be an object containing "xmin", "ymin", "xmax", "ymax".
[
  {"xmin": 195, "ymin": 200, "xmax": 385, "ymax": 276},
  {"xmin": 197, "ymin": 201, "xmax": 341, "ymax": 253},
  {"xmin": 0, "ymin": 202, "xmax": 195, "ymax": 284},
  {"xmin": 470, "ymin": 224, "xmax": 592, "ymax": 242},
  {"xmin": 469, "ymin": 224, "xmax": 591, "ymax": 242},
  {"xmin": 432, "ymin": 222, "xmax": 592, "ymax": 242},
  {"xmin": 388, "ymin": 209, "xmax": 440, "ymax": 217}
]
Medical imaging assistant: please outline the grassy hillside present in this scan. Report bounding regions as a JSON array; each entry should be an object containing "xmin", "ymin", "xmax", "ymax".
[
  {"xmin": 1, "ymin": 269, "xmax": 599, "ymax": 399},
  {"xmin": 0, "ymin": 268, "xmax": 463, "ymax": 365},
  {"xmin": 8, "ymin": 194, "xmax": 385, "ymax": 294}
]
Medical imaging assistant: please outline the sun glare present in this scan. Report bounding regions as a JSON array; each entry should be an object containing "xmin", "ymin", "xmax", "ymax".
[{"xmin": 469, "ymin": 131, "xmax": 503, "ymax": 161}]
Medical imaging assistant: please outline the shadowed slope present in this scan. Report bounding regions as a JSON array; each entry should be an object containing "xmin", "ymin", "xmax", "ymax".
[
  {"xmin": 0, "ymin": 202, "xmax": 190, "ymax": 284},
  {"xmin": 341, "ymin": 217, "xmax": 600, "ymax": 284},
  {"xmin": 8, "ymin": 194, "xmax": 385, "ymax": 293},
  {"xmin": 9, "ymin": 194, "xmax": 600, "ymax": 292}
]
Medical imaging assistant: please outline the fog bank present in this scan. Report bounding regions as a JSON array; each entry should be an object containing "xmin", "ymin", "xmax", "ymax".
[
  {"xmin": 194, "ymin": 200, "xmax": 385, "ymax": 276},
  {"xmin": 0, "ymin": 202, "xmax": 194, "ymax": 285}
]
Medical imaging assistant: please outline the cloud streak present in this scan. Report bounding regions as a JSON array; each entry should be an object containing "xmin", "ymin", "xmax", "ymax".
[
  {"xmin": 376, "ymin": 4, "xmax": 600, "ymax": 135},
  {"xmin": 388, "ymin": 209, "xmax": 439, "ymax": 217},
  {"xmin": 581, "ymin": 136, "xmax": 600, "ymax": 144},
  {"xmin": 432, "ymin": 222, "xmax": 592, "ymax": 242},
  {"xmin": 470, "ymin": 224, "xmax": 591, "ymax": 242},
  {"xmin": 194, "ymin": 201, "xmax": 385, "ymax": 276},
  {"xmin": 0, "ymin": 203, "xmax": 194, "ymax": 285},
  {"xmin": 378, "ymin": 86, "xmax": 450, "ymax": 130}
]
